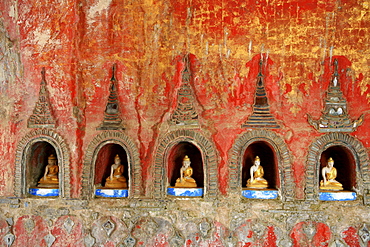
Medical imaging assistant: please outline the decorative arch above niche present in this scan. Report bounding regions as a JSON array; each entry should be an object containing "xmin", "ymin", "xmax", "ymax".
[
  {"xmin": 305, "ymin": 133, "xmax": 370, "ymax": 203},
  {"xmin": 229, "ymin": 130, "xmax": 294, "ymax": 201},
  {"xmin": 14, "ymin": 129, "xmax": 70, "ymax": 198},
  {"xmin": 82, "ymin": 131, "xmax": 141, "ymax": 199},
  {"xmin": 152, "ymin": 129, "xmax": 218, "ymax": 199}
]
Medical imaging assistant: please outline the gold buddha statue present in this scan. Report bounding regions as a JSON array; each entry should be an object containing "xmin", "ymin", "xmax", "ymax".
[
  {"xmin": 246, "ymin": 156, "xmax": 268, "ymax": 189},
  {"xmin": 175, "ymin": 155, "xmax": 197, "ymax": 188},
  {"xmin": 104, "ymin": 154, "xmax": 127, "ymax": 189},
  {"xmin": 38, "ymin": 154, "xmax": 59, "ymax": 188},
  {"xmin": 320, "ymin": 157, "xmax": 343, "ymax": 191}
]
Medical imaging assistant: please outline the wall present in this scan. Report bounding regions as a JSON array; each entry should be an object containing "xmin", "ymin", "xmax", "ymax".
[{"xmin": 0, "ymin": 0, "xmax": 370, "ymax": 246}]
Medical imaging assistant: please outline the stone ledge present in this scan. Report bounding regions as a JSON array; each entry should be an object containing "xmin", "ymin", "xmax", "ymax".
[
  {"xmin": 95, "ymin": 188, "xmax": 128, "ymax": 198},
  {"xmin": 242, "ymin": 189, "xmax": 279, "ymax": 199},
  {"xmin": 29, "ymin": 188, "xmax": 59, "ymax": 197},
  {"xmin": 167, "ymin": 187, "xmax": 204, "ymax": 197},
  {"xmin": 319, "ymin": 191, "xmax": 357, "ymax": 201}
]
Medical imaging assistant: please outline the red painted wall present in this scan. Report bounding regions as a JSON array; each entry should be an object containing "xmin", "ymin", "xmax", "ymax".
[{"xmin": 0, "ymin": 0, "xmax": 369, "ymax": 199}]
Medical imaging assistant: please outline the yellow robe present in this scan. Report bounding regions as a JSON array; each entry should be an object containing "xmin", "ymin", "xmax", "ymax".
[
  {"xmin": 247, "ymin": 165, "xmax": 268, "ymax": 188},
  {"xmin": 320, "ymin": 167, "xmax": 343, "ymax": 191}
]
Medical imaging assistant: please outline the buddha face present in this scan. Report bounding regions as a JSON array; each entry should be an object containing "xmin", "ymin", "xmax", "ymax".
[
  {"xmin": 328, "ymin": 160, "xmax": 334, "ymax": 168},
  {"xmin": 114, "ymin": 156, "xmax": 121, "ymax": 165},
  {"xmin": 48, "ymin": 158, "xmax": 56, "ymax": 166},
  {"xmin": 254, "ymin": 159, "xmax": 260, "ymax": 166},
  {"xmin": 183, "ymin": 160, "xmax": 191, "ymax": 167}
]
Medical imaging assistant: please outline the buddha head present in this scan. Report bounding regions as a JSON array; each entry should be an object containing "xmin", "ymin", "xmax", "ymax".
[
  {"xmin": 183, "ymin": 155, "xmax": 191, "ymax": 167},
  {"xmin": 114, "ymin": 154, "xmax": 121, "ymax": 165},
  {"xmin": 48, "ymin": 154, "xmax": 57, "ymax": 166},
  {"xmin": 327, "ymin": 157, "xmax": 334, "ymax": 168},
  {"xmin": 254, "ymin": 156, "xmax": 260, "ymax": 166}
]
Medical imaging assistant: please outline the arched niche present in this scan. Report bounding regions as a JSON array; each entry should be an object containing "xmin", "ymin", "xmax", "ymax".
[
  {"xmin": 320, "ymin": 145, "xmax": 356, "ymax": 190},
  {"xmin": 153, "ymin": 129, "xmax": 218, "ymax": 199},
  {"xmin": 168, "ymin": 142, "xmax": 204, "ymax": 188},
  {"xmin": 94, "ymin": 144, "xmax": 129, "ymax": 187},
  {"xmin": 82, "ymin": 131, "xmax": 141, "ymax": 199},
  {"xmin": 26, "ymin": 142, "xmax": 57, "ymax": 189},
  {"xmin": 15, "ymin": 129, "xmax": 70, "ymax": 198},
  {"xmin": 229, "ymin": 130, "xmax": 294, "ymax": 201},
  {"xmin": 242, "ymin": 141, "xmax": 279, "ymax": 189},
  {"xmin": 305, "ymin": 133, "xmax": 370, "ymax": 203}
]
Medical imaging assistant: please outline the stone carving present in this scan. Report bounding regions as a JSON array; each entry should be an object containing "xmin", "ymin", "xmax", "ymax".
[
  {"xmin": 38, "ymin": 154, "xmax": 59, "ymax": 188},
  {"xmin": 84, "ymin": 233, "xmax": 95, "ymax": 247},
  {"xmin": 24, "ymin": 218, "xmax": 35, "ymax": 233},
  {"xmin": 44, "ymin": 233, "xmax": 56, "ymax": 247},
  {"xmin": 170, "ymin": 54, "xmax": 199, "ymax": 126},
  {"xmin": 123, "ymin": 235, "xmax": 136, "ymax": 247},
  {"xmin": 63, "ymin": 217, "xmax": 75, "ymax": 235},
  {"xmin": 319, "ymin": 157, "xmax": 343, "ymax": 191},
  {"xmin": 308, "ymin": 59, "xmax": 364, "ymax": 132},
  {"xmin": 92, "ymin": 217, "xmax": 128, "ymax": 246},
  {"xmin": 242, "ymin": 58, "xmax": 280, "ymax": 129},
  {"xmin": 98, "ymin": 64, "xmax": 125, "ymax": 130},
  {"xmin": 302, "ymin": 222, "xmax": 317, "ymax": 241},
  {"xmin": 102, "ymin": 219, "xmax": 115, "ymax": 237},
  {"xmin": 359, "ymin": 224, "xmax": 370, "ymax": 244},
  {"xmin": 291, "ymin": 222, "xmax": 331, "ymax": 247},
  {"xmin": 169, "ymin": 231, "xmax": 184, "ymax": 247},
  {"xmin": 3, "ymin": 233, "xmax": 14, "ymax": 247},
  {"xmin": 175, "ymin": 155, "xmax": 197, "ymax": 188},
  {"xmin": 246, "ymin": 156, "xmax": 268, "ymax": 189},
  {"xmin": 199, "ymin": 218, "xmax": 212, "ymax": 238},
  {"xmin": 329, "ymin": 239, "xmax": 346, "ymax": 247},
  {"xmin": 28, "ymin": 67, "xmax": 56, "ymax": 128}
]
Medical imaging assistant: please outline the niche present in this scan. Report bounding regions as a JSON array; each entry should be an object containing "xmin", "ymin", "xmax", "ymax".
[
  {"xmin": 27, "ymin": 141, "xmax": 59, "ymax": 196},
  {"xmin": 167, "ymin": 141, "xmax": 204, "ymax": 197},
  {"xmin": 94, "ymin": 143, "xmax": 129, "ymax": 198},
  {"xmin": 242, "ymin": 141, "xmax": 278, "ymax": 188},
  {"xmin": 242, "ymin": 141, "xmax": 279, "ymax": 199},
  {"xmin": 320, "ymin": 145, "xmax": 356, "ymax": 191}
]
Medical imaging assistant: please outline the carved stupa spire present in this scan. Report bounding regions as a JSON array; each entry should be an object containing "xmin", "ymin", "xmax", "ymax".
[
  {"xmin": 97, "ymin": 64, "xmax": 125, "ymax": 130},
  {"xmin": 28, "ymin": 67, "xmax": 56, "ymax": 128},
  {"xmin": 170, "ymin": 54, "xmax": 199, "ymax": 126},
  {"xmin": 308, "ymin": 59, "xmax": 364, "ymax": 132},
  {"xmin": 242, "ymin": 58, "xmax": 280, "ymax": 129}
]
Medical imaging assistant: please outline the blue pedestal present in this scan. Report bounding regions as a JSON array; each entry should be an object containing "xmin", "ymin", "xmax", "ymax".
[
  {"xmin": 95, "ymin": 188, "xmax": 128, "ymax": 198},
  {"xmin": 242, "ymin": 189, "xmax": 278, "ymax": 199},
  {"xmin": 167, "ymin": 187, "xmax": 203, "ymax": 197},
  {"xmin": 319, "ymin": 191, "xmax": 356, "ymax": 201},
  {"xmin": 29, "ymin": 188, "xmax": 59, "ymax": 197}
]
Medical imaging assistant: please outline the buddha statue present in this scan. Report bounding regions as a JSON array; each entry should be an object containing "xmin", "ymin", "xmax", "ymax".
[
  {"xmin": 246, "ymin": 156, "xmax": 268, "ymax": 189},
  {"xmin": 320, "ymin": 157, "xmax": 343, "ymax": 191},
  {"xmin": 175, "ymin": 155, "xmax": 197, "ymax": 188},
  {"xmin": 104, "ymin": 154, "xmax": 127, "ymax": 189},
  {"xmin": 38, "ymin": 154, "xmax": 59, "ymax": 188}
]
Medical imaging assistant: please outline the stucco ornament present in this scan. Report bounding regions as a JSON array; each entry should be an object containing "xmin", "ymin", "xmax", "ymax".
[
  {"xmin": 98, "ymin": 64, "xmax": 125, "ymax": 130},
  {"xmin": 170, "ymin": 54, "xmax": 199, "ymax": 127},
  {"xmin": 27, "ymin": 68, "xmax": 56, "ymax": 128},
  {"xmin": 242, "ymin": 58, "xmax": 280, "ymax": 129},
  {"xmin": 308, "ymin": 59, "xmax": 364, "ymax": 132}
]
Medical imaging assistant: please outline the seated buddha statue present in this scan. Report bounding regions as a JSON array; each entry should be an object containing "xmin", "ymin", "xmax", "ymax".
[
  {"xmin": 246, "ymin": 156, "xmax": 268, "ymax": 189},
  {"xmin": 320, "ymin": 157, "xmax": 343, "ymax": 191},
  {"xmin": 104, "ymin": 154, "xmax": 128, "ymax": 189},
  {"xmin": 38, "ymin": 154, "xmax": 59, "ymax": 188},
  {"xmin": 175, "ymin": 155, "xmax": 197, "ymax": 188}
]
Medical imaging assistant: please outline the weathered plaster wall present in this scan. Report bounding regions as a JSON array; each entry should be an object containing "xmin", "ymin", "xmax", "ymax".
[{"xmin": 0, "ymin": 0, "xmax": 370, "ymax": 246}]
